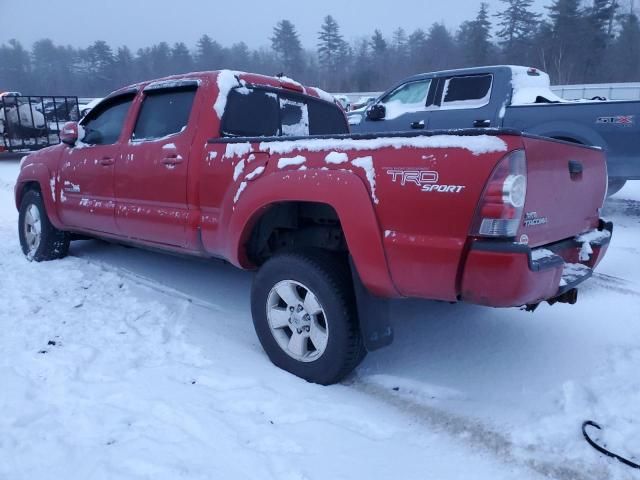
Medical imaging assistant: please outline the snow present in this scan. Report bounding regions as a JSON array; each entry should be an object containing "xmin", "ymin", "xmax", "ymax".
[
  {"xmin": 351, "ymin": 156, "xmax": 378, "ymax": 204},
  {"xmin": 233, "ymin": 181, "xmax": 247, "ymax": 204},
  {"xmin": 245, "ymin": 166, "xmax": 265, "ymax": 181},
  {"xmin": 311, "ymin": 86, "xmax": 335, "ymax": 104},
  {"xmin": 232, "ymin": 159, "xmax": 245, "ymax": 181},
  {"xmin": 213, "ymin": 70, "xmax": 243, "ymax": 119},
  {"xmin": 510, "ymin": 67, "xmax": 567, "ymax": 105},
  {"xmin": 277, "ymin": 155, "xmax": 306, "ymax": 169},
  {"xmin": 224, "ymin": 142, "xmax": 252, "ymax": 159},
  {"xmin": 260, "ymin": 134, "xmax": 507, "ymax": 157},
  {"xmin": 2, "ymin": 159, "xmax": 640, "ymax": 480},
  {"xmin": 324, "ymin": 152, "xmax": 349, "ymax": 165},
  {"xmin": 530, "ymin": 248, "xmax": 556, "ymax": 261}
]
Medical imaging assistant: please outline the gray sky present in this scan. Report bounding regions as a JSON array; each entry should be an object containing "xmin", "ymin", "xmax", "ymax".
[{"xmin": 0, "ymin": 0, "xmax": 549, "ymax": 50}]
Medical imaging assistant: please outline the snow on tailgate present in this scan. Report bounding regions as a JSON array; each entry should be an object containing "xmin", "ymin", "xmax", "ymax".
[{"xmin": 260, "ymin": 134, "xmax": 507, "ymax": 157}]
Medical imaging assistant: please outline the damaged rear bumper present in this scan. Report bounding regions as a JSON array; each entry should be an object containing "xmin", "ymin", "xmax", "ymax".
[{"xmin": 460, "ymin": 220, "xmax": 613, "ymax": 308}]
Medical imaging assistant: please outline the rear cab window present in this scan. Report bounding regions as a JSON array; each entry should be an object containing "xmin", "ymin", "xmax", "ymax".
[
  {"xmin": 221, "ymin": 86, "xmax": 348, "ymax": 138},
  {"xmin": 132, "ymin": 86, "xmax": 197, "ymax": 141},
  {"xmin": 439, "ymin": 74, "xmax": 493, "ymax": 109}
]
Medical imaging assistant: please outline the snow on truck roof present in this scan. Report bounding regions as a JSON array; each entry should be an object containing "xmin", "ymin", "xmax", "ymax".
[{"xmin": 101, "ymin": 70, "xmax": 336, "ymax": 117}]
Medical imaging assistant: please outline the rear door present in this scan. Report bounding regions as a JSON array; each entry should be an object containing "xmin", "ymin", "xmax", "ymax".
[
  {"xmin": 115, "ymin": 83, "xmax": 198, "ymax": 246},
  {"xmin": 427, "ymin": 74, "xmax": 500, "ymax": 130},
  {"xmin": 58, "ymin": 93, "xmax": 135, "ymax": 234}
]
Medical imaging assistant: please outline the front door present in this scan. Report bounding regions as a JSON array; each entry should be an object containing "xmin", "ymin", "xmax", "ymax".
[
  {"xmin": 115, "ymin": 85, "xmax": 198, "ymax": 247},
  {"xmin": 58, "ymin": 94, "xmax": 135, "ymax": 234}
]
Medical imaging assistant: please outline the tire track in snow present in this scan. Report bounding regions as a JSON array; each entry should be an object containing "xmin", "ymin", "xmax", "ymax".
[
  {"xmin": 349, "ymin": 378, "xmax": 608, "ymax": 480},
  {"xmin": 71, "ymin": 252, "xmax": 606, "ymax": 480}
]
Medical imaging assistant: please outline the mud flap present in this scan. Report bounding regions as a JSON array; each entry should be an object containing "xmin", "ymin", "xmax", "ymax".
[{"xmin": 349, "ymin": 258, "xmax": 394, "ymax": 352}]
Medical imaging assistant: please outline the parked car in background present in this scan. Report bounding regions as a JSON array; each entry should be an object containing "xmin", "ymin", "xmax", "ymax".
[
  {"xmin": 349, "ymin": 66, "xmax": 640, "ymax": 195},
  {"xmin": 350, "ymin": 95, "xmax": 376, "ymax": 112}
]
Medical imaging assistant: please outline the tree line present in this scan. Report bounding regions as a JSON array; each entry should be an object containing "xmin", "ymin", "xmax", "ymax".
[{"xmin": 1, "ymin": 0, "xmax": 639, "ymax": 97}]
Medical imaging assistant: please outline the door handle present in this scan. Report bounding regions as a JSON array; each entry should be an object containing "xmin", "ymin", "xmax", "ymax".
[
  {"xmin": 411, "ymin": 120, "xmax": 425, "ymax": 130},
  {"xmin": 474, "ymin": 119, "xmax": 491, "ymax": 128},
  {"xmin": 161, "ymin": 155, "xmax": 183, "ymax": 166},
  {"xmin": 100, "ymin": 157, "xmax": 114, "ymax": 166}
]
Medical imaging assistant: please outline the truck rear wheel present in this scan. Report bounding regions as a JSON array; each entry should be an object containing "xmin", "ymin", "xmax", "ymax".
[
  {"xmin": 18, "ymin": 189, "xmax": 69, "ymax": 261},
  {"xmin": 251, "ymin": 250, "xmax": 366, "ymax": 385}
]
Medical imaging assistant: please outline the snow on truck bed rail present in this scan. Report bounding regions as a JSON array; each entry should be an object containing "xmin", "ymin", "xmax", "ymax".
[{"xmin": 259, "ymin": 134, "xmax": 508, "ymax": 157}]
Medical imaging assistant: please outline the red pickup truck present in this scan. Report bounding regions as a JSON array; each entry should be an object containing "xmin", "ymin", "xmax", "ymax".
[{"xmin": 15, "ymin": 71, "xmax": 612, "ymax": 384}]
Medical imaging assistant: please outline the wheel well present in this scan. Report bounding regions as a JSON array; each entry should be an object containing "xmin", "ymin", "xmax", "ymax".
[
  {"xmin": 17, "ymin": 181, "xmax": 41, "ymax": 206},
  {"xmin": 551, "ymin": 136, "xmax": 583, "ymax": 145},
  {"xmin": 246, "ymin": 202, "xmax": 347, "ymax": 266}
]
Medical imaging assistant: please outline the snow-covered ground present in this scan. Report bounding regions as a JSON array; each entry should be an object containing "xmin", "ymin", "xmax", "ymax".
[{"xmin": 1, "ymin": 159, "xmax": 639, "ymax": 480}]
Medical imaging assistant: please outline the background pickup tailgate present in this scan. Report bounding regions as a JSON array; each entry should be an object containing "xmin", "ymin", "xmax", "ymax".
[{"xmin": 519, "ymin": 136, "xmax": 607, "ymax": 247}]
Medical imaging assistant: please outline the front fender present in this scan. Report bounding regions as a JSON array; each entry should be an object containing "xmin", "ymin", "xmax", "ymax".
[
  {"xmin": 224, "ymin": 169, "xmax": 399, "ymax": 298},
  {"xmin": 15, "ymin": 163, "xmax": 64, "ymax": 229}
]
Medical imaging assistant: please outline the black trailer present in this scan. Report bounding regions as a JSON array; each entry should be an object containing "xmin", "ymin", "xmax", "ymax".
[{"xmin": 1, "ymin": 95, "xmax": 80, "ymax": 153}]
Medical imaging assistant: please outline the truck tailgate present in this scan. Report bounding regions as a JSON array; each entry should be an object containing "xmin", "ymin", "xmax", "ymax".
[{"xmin": 519, "ymin": 136, "xmax": 607, "ymax": 247}]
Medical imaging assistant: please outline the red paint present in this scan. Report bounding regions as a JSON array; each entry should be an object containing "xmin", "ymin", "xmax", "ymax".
[{"xmin": 15, "ymin": 71, "xmax": 612, "ymax": 307}]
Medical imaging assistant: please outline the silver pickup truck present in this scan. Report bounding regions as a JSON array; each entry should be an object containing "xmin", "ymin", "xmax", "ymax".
[{"xmin": 349, "ymin": 66, "xmax": 640, "ymax": 195}]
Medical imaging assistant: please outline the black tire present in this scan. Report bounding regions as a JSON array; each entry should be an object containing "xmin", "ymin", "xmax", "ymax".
[
  {"xmin": 607, "ymin": 178, "xmax": 627, "ymax": 197},
  {"xmin": 251, "ymin": 250, "xmax": 366, "ymax": 385},
  {"xmin": 18, "ymin": 189, "xmax": 70, "ymax": 262}
]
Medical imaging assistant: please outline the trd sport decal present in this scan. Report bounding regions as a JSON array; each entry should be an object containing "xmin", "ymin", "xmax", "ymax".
[{"xmin": 386, "ymin": 169, "xmax": 466, "ymax": 193}]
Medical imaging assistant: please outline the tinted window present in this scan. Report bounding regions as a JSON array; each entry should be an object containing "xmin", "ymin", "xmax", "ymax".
[
  {"xmin": 308, "ymin": 99, "xmax": 349, "ymax": 135},
  {"xmin": 132, "ymin": 89, "xmax": 195, "ymax": 140},
  {"xmin": 280, "ymin": 97, "xmax": 309, "ymax": 136},
  {"xmin": 82, "ymin": 95, "xmax": 134, "ymax": 145},
  {"xmin": 222, "ymin": 89, "xmax": 279, "ymax": 137},
  {"xmin": 442, "ymin": 75, "xmax": 492, "ymax": 106}
]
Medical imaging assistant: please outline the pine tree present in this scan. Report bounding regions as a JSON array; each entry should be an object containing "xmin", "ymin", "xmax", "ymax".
[
  {"xmin": 171, "ymin": 42, "xmax": 193, "ymax": 74},
  {"xmin": 426, "ymin": 23, "xmax": 460, "ymax": 71},
  {"xmin": 317, "ymin": 15, "xmax": 349, "ymax": 89},
  {"xmin": 114, "ymin": 46, "xmax": 135, "ymax": 86},
  {"xmin": 195, "ymin": 35, "xmax": 225, "ymax": 70},
  {"xmin": 495, "ymin": 0, "xmax": 540, "ymax": 63},
  {"xmin": 545, "ymin": 0, "xmax": 584, "ymax": 83},
  {"xmin": 458, "ymin": 3, "xmax": 493, "ymax": 66},
  {"xmin": 271, "ymin": 20, "xmax": 304, "ymax": 77}
]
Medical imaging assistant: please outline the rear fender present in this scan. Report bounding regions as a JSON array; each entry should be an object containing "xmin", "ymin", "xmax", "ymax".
[
  {"xmin": 528, "ymin": 121, "xmax": 605, "ymax": 148},
  {"xmin": 15, "ymin": 163, "xmax": 64, "ymax": 229},
  {"xmin": 226, "ymin": 170, "xmax": 399, "ymax": 298}
]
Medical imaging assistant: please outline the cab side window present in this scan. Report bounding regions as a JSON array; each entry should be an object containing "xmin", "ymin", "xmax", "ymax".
[
  {"xmin": 221, "ymin": 89, "xmax": 279, "ymax": 137},
  {"xmin": 132, "ymin": 89, "xmax": 196, "ymax": 141},
  {"xmin": 82, "ymin": 95, "xmax": 135, "ymax": 145}
]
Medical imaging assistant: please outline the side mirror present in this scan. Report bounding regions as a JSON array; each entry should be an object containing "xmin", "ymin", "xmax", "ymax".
[
  {"xmin": 366, "ymin": 104, "xmax": 386, "ymax": 121},
  {"xmin": 60, "ymin": 121, "xmax": 79, "ymax": 146}
]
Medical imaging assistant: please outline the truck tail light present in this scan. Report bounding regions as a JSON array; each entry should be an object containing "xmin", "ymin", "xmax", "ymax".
[{"xmin": 472, "ymin": 149, "xmax": 527, "ymax": 238}]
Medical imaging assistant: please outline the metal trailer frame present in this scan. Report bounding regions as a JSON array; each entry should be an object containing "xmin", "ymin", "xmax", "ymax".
[{"xmin": 1, "ymin": 95, "xmax": 80, "ymax": 153}]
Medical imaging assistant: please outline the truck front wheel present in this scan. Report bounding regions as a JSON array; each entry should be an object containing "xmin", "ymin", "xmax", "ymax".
[
  {"xmin": 18, "ymin": 189, "xmax": 69, "ymax": 261},
  {"xmin": 251, "ymin": 250, "xmax": 366, "ymax": 385}
]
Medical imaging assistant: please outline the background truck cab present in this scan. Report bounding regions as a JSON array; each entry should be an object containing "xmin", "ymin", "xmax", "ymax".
[{"xmin": 349, "ymin": 65, "xmax": 640, "ymax": 195}]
